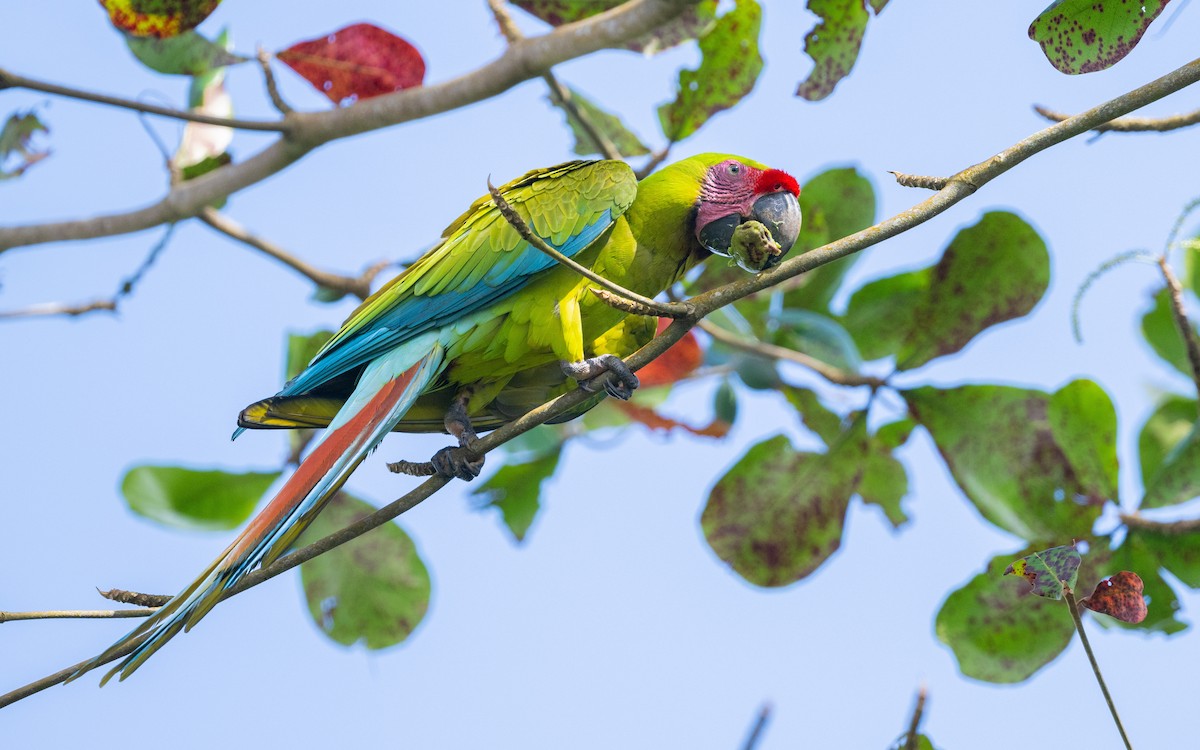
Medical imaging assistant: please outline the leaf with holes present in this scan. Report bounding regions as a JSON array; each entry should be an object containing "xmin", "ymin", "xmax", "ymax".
[
  {"xmin": 556, "ymin": 86, "xmax": 649, "ymax": 158},
  {"xmin": 1081, "ymin": 571, "xmax": 1147, "ymax": 623},
  {"xmin": 904, "ymin": 384, "xmax": 1108, "ymax": 541},
  {"xmin": 99, "ymin": 0, "xmax": 221, "ymax": 38},
  {"xmin": 1140, "ymin": 287, "xmax": 1197, "ymax": 378},
  {"xmin": 658, "ymin": 0, "xmax": 762, "ymax": 142},
  {"xmin": 1138, "ymin": 395, "xmax": 1196, "ymax": 489},
  {"xmin": 1004, "ymin": 544, "xmax": 1081, "ymax": 600},
  {"xmin": 937, "ymin": 548, "xmax": 1076, "ymax": 683},
  {"xmin": 785, "ymin": 168, "xmax": 878, "ymax": 312},
  {"xmin": 1029, "ymin": 0, "xmax": 1170, "ymax": 74},
  {"xmin": 297, "ymin": 492, "xmax": 430, "ymax": 648},
  {"xmin": 0, "ymin": 111, "xmax": 50, "ymax": 180},
  {"xmin": 701, "ymin": 424, "xmax": 862, "ymax": 587},
  {"xmin": 471, "ymin": 448, "xmax": 561, "ymax": 543},
  {"xmin": 125, "ymin": 30, "xmax": 246, "ymax": 75},
  {"xmin": 898, "ymin": 212, "xmax": 1049, "ymax": 370},
  {"xmin": 121, "ymin": 465, "xmax": 279, "ymax": 531},
  {"xmin": 512, "ymin": 0, "xmax": 718, "ymax": 54},
  {"xmin": 278, "ymin": 23, "xmax": 425, "ymax": 105},
  {"xmin": 796, "ymin": 0, "xmax": 885, "ymax": 101}
]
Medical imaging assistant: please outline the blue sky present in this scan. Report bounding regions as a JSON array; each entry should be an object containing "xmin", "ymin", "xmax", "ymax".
[{"xmin": 3, "ymin": 2, "xmax": 1200, "ymax": 747}]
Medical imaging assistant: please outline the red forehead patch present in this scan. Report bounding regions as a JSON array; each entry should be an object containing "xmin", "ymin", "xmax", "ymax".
[{"xmin": 755, "ymin": 168, "xmax": 800, "ymax": 196}]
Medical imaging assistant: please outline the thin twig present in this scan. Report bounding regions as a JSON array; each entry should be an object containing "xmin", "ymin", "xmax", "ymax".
[
  {"xmin": 0, "ymin": 608, "xmax": 157, "ymax": 623},
  {"xmin": 486, "ymin": 178, "xmax": 690, "ymax": 318},
  {"xmin": 1120, "ymin": 513, "xmax": 1200, "ymax": 534},
  {"xmin": 635, "ymin": 145, "xmax": 673, "ymax": 180},
  {"xmin": 98, "ymin": 589, "xmax": 172, "ymax": 608},
  {"xmin": 1156, "ymin": 255, "xmax": 1200, "ymax": 401},
  {"xmin": 889, "ymin": 171, "xmax": 949, "ymax": 190},
  {"xmin": 1065, "ymin": 588, "xmax": 1134, "ymax": 750},
  {"xmin": 698, "ymin": 318, "xmax": 883, "ymax": 388},
  {"xmin": 256, "ymin": 49, "xmax": 293, "ymax": 115},
  {"xmin": 199, "ymin": 208, "xmax": 374, "ymax": 300},
  {"xmin": 1035, "ymin": 104, "xmax": 1200, "ymax": 133},
  {"xmin": 903, "ymin": 686, "xmax": 928, "ymax": 750},
  {"xmin": 0, "ymin": 67, "xmax": 288, "ymax": 133},
  {"xmin": 739, "ymin": 703, "xmax": 772, "ymax": 750}
]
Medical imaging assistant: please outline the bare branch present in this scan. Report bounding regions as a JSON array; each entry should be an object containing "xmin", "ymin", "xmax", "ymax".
[
  {"xmin": 256, "ymin": 49, "xmax": 293, "ymax": 115},
  {"xmin": 0, "ymin": 0, "xmax": 701, "ymax": 253},
  {"xmin": 1121, "ymin": 513, "xmax": 1200, "ymax": 535},
  {"xmin": 903, "ymin": 686, "xmax": 928, "ymax": 750},
  {"xmin": 739, "ymin": 703, "xmax": 772, "ymax": 750},
  {"xmin": 635, "ymin": 145, "xmax": 673, "ymax": 180},
  {"xmin": 97, "ymin": 589, "xmax": 172, "ymax": 608},
  {"xmin": 0, "ymin": 67, "xmax": 288, "ymax": 133},
  {"xmin": 1034, "ymin": 103, "xmax": 1200, "ymax": 133},
  {"xmin": 0, "ymin": 299, "xmax": 117, "ymax": 321},
  {"xmin": 1157, "ymin": 255, "xmax": 1200, "ymax": 401},
  {"xmin": 889, "ymin": 171, "xmax": 948, "ymax": 190},
  {"xmin": 198, "ymin": 209, "xmax": 374, "ymax": 300},
  {"xmin": 697, "ymin": 319, "xmax": 883, "ymax": 388},
  {"xmin": 486, "ymin": 178, "xmax": 690, "ymax": 318},
  {"xmin": 0, "ymin": 608, "xmax": 157, "ymax": 623}
]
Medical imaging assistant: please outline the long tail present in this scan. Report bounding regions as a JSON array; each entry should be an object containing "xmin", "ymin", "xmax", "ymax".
[{"xmin": 69, "ymin": 337, "xmax": 446, "ymax": 685}]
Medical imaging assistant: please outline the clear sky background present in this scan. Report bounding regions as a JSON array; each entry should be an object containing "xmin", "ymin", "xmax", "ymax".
[{"xmin": 4, "ymin": 2, "xmax": 1200, "ymax": 748}]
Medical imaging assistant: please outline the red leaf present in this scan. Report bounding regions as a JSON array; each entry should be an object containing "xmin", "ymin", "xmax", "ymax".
[
  {"xmin": 277, "ymin": 23, "xmax": 425, "ymax": 105},
  {"xmin": 1080, "ymin": 571, "xmax": 1148, "ymax": 624},
  {"xmin": 613, "ymin": 401, "xmax": 730, "ymax": 439},
  {"xmin": 637, "ymin": 318, "xmax": 703, "ymax": 387}
]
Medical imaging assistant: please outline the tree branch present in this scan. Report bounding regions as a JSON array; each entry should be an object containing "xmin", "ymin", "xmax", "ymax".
[
  {"xmin": 1034, "ymin": 104, "xmax": 1200, "ymax": 133},
  {"xmin": 0, "ymin": 299, "xmax": 117, "ymax": 320},
  {"xmin": 0, "ymin": 67, "xmax": 289, "ymax": 133},
  {"xmin": 739, "ymin": 703, "xmax": 772, "ymax": 750},
  {"xmin": 0, "ymin": 608, "xmax": 157, "ymax": 623},
  {"xmin": 697, "ymin": 319, "xmax": 883, "ymax": 388},
  {"xmin": 902, "ymin": 686, "xmax": 928, "ymax": 750},
  {"xmin": 1120, "ymin": 513, "xmax": 1200, "ymax": 535},
  {"xmin": 255, "ymin": 49, "xmax": 293, "ymax": 116},
  {"xmin": 8, "ymin": 44, "xmax": 1200, "ymax": 711},
  {"xmin": 1156, "ymin": 255, "xmax": 1200, "ymax": 400},
  {"xmin": 198, "ymin": 208, "xmax": 375, "ymax": 300},
  {"xmin": 0, "ymin": 0, "xmax": 701, "ymax": 253}
]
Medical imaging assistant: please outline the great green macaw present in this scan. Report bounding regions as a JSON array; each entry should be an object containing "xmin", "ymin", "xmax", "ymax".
[{"xmin": 71, "ymin": 153, "xmax": 801, "ymax": 684}]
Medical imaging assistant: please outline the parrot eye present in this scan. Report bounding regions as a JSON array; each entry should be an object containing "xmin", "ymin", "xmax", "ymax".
[{"xmin": 728, "ymin": 163, "xmax": 740, "ymax": 175}]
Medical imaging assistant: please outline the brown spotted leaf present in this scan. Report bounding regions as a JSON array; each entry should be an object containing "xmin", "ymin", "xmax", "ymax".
[
  {"xmin": 658, "ymin": 0, "xmax": 762, "ymax": 142},
  {"xmin": 512, "ymin": 0, "xmax": 718, "ymax": 54},
  {"xmin": 1029, "ymin": 0, "xmax": 1170, "ymax": 74},
  {"xmin": 0, "ymin": 111, "xmax": 50, "ymax": 180},
  {"xmin": 897, "ymin": 212, "xmax": 1049, "ymax": 370},
  {"xmin": 937, "ymin": 548, "xmax": 1076, "ymax": 683},
  {"xmin": 701, "ymin": 423, "xmax": 863, "ymax": 587},
  {"xmin": 795, "ymin": 0, "xmax": 885, "ymax": 101},
  {"xmin": 1081, "ymin": 571, "xmax": 1148, "ymax": 623},
  {"xmin": 903, "ymin": 384, "xmax": 1107, "ymax": 541},
  {"xmin": 98, "ymin": 0, "xmax": 221, "ymax": 38},
  {"xmin": 278, "ymin": 23, "xmax": 425, "ymax": 105},
  {"xmin": 1003, "ymin": 544, "xmax": 1081, "ymax": 600},
  {"xmin": 297, "ymin": 492, "xmax": 430, "ymax": 649}
]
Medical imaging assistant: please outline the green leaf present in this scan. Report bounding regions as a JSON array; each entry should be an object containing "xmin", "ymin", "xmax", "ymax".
[
  {"xmin": 714, "ymin": 378, "xmax": 738, "ymax": 426},
  {"xmin": 897, "ymin": 212, "xmax": 1049, "ymax": 370},
  {"xmin": 1028, "ymin": 0, "xmax": 1169, "ymax": 74},
  {"xmin": 903, "ymin": 384, "xmax": 1106, "ymax": 541},
  {"xmin": 772, "ymin": 310, "xmax": 862, "ymax": 372},
  {"xmin": 888, "ymin": 734, "xmax": 934, "ymax": 750},
  {"xmin": 875, "ymin": 417, "xmax": 915, "ymax": 450},
  {"xmin": 701, "ymin": 427, "xmax": 862, "ymax": 587},
  {"xmin": 511, "ymin": 0, "xmax": 717, "ymax": 54},
  {"xmin": 297, "ymin": 492, "xmax": 430, "ymax": 649},
  {"xmin": 0, "ymin": 110, "xmax": 50, "ymax": 180},
  {"xmin": 1142, "ymin": 417, "xmax": 1200, "ymax": 509},
  {"xmin": 555, "ymin": 86, "xmax": 649, "ymax": 158},
  {"xmin": 1130, "ymin": 526, "xmax": 1200, "ymax": 589},
  {"xmin": 840, "ymin": 268, "xmax": 930, "ymax": 360},
  {"xmin": 471, "ymin": 448, "xmax": 562, "ymax": 543},
  {"xmin": 858, "ymin": 446, "xmax": 908, "ymax": 527},
  {"xmin": 121, "ymin": 465, "xmax": 279, "ymax": 531},
  {"xmin": 795, "ymin": 0, "xmax": 879, "ymax": 101},
  {"xmin": 1047, "ymin": 379, "xmax": 1119, "ymax": 502},
  {"xmin": 936, "ymin": 548, "xmax": 1075, "ymax": 683},
  {"xmin": 1003, "ymin": 543, "xmax": 1081, "ymax": 600},
  {"xmin": 781, "ymin": 384, "xmax": 843, "ymax": 444},
  {"xmin": 658, "ymin": 0, "xmax": 762, "ymax": 141},
  {"xmin": 1140, "ymin": 287, "xmax": 1196, "ymax": 377},
  {"xmin": 784, "ymin": 167, "xmax": 877, "ymax": 312},
  {"xmin": 125, "ymin": 29, "xmax": 246, "ymax": 75},
  {"xmin": 99, "ymin": 0, "xmax": 222, "ymax": 38},
  {"xmin": 1138, "ymin": 395, "xmax": 1196, "ymax": 489}
]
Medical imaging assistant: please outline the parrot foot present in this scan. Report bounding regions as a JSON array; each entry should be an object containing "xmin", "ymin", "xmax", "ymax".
[
  {"xmin": 430, "ymin": 445, "xmax": 485, "ymax": 482},
  {"xmin": 561, "ymin": 354, "xmax": 639, "ymax": 400}
]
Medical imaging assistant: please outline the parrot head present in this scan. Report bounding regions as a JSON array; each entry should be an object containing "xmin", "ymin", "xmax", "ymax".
[{"xmin": 694, "ymin": 157, "xmax": 801, "ymax": 271}]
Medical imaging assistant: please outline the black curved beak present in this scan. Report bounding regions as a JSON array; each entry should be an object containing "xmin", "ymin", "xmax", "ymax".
[{"xmin": 697, "ymin": 192, "xmax": 802, "ymax": 271}]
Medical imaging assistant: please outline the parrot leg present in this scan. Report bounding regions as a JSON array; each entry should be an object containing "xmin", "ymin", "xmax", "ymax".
[
  {"xmin": 430, "ymin": 390, "xmax": 485, "ymax": 481},
  {"xmin": 561, "ymin": 354, "xmax": 639, "ymax": 400}
]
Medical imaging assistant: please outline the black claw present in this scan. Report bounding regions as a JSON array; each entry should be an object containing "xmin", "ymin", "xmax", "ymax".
[{"xmin": 431, "ymin": 445, "xmax": 484, "ymax": 482}]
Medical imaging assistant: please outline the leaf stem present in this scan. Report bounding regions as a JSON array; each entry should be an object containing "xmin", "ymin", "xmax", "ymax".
[
  {"xmin": 1064, "ymin": 588, "xmax": 1134, "ymax": 750},
  {"xmin": 902, "ymin": 685, "xmax": 927, "ymax": 750}
]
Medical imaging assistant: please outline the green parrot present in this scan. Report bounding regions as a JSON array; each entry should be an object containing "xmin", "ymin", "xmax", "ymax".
[{"xmin": 71, "ymin": 153, "xmax": 801, "ymax": 684}]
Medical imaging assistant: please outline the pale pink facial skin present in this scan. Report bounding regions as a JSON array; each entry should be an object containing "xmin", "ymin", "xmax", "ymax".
[{"xmin": 694, "ymin": 159, "xmax": 800, "ymax": 246}]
